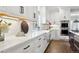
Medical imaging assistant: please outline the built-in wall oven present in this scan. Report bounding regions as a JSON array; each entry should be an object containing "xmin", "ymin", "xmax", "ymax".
[{"xmin": 61, "ymin": 20, "xmax": 69, "ymax": 36}]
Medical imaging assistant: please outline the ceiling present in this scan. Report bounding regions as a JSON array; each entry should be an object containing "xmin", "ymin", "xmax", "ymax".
[
  {"xmin": 46, "ymin": 6, "xmax": 79, "ymax": 12},
  {"xmin": 46, "ymin": 6, "xmax": 59, "ymax": 13},
  {"xmin": 46, "ymin": 6, "xmax": 79, "ymax": 17}
]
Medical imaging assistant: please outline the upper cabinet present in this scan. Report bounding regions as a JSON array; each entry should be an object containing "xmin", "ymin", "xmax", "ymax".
[
  {"xmin": 0, "ymin": 6, "xmax": 37, "ymax": 21},
  {"xmin": 59, "ymin": 7, "xmax": 70, "ymax": 21},
  {"xmin": 46, "ymin": 7, "xmax": 71, "ymax": 25}
]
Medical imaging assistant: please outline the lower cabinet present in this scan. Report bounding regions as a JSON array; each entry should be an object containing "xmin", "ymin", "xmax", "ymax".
[
  {"xmin": 32, "ymin": 33, "xmax": 49, "ymax": 53},
  {"xmin": 69, "ymin": 32, "xmax": 78, "ymax": 52},
  {"xmin": 0, "ymin": 33, "xmax": 49, "ymax": 53},
  {"xmin": 1, "ymin": 40, "xmax": 34, "ymax": 53},
  {"xmin": 50, "ymin": 30, "xmax": 54, "ymax": 40},
  {"xmin": 50, "ymin": 30, "xmax": 58, "ymax": 40}
]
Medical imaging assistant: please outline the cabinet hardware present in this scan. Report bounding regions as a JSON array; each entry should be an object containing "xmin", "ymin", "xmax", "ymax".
[
  {"xmin": 24, "ymin": 45, "xmax": 30, "ymax": 50},
  {"xmin": 44, "ymin": 38, "xmax": 45, "ymax": 40},
  {"xmin": 33, "ymin": 13, "xmax": 36, "ymax": 18},
  {"xmin": 0, "ymin": 51, "xmax": 4, "ymax": 53},
  {"xmin": 20, "ymin": 6, "xmax": 24, "ymax": 14},
  {"xmin": 38, "ymin": 45, "xmax": 41, "ymax": 48},
  {"xmin": 39, "ymin": 38, "xmax": 41, "ymax": 40}
]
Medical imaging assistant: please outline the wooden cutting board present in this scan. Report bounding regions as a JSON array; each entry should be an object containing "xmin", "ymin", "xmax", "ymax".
[{"xmin": 21, "ymin": 21, "xmax": 29, "ymax": 33}]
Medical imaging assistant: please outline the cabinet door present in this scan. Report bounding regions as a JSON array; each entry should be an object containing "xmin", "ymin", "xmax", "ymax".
[
  {"xmin": 42, "ymin": 33, "xmax": 49, "ymax": 51},
  {"xmin": 50, "ymin": 30, "xmax": 59, "ymax": 40},
  {"xmin": 54, "ymin": 30, "xmax": 59, "ymax": 39},
  {"xmin": 39, "ymin": 35, "xmax": 46, "ymax": 52},
  {"xmin": 23, "ymin": 41, "xmax": 36, "ymax": 53},
  {"xmin": 1, "ymin": 40, "xmax": 34, "ymax": 53},
  {"xmin": 74, "ymin": 35, "xmax": 79, "ymax": 42},
  {"xmin": 45, "ymin": 33, "xmax": 50, "ymax": 41},
  {"xmin": 34, "ymin": 34, "xmax": 49, "ymax": 53},
  {"xmin": 49, "ymin": 31, "xmax": 52, "ymax": 40},
  {"xmin": 33, "ymin": 35, "xmax": 45, "ymax": 53},
  {"xmin": 50, "ymin": 30, "xmax": 55, "ymax": 40},
  {"xmin": 32, "ymin": 34, "xmax": 48, "ymax": 53}
]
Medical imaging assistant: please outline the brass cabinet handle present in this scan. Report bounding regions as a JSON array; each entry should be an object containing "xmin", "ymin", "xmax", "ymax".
[{"xmin": 24, "ymin": 45, "xmax": 30, "ymax": 50}]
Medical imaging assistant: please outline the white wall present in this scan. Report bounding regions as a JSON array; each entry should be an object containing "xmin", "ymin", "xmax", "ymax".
[
  {"xmin": 0, "ymin": 6, "xmax": 35, "ymax": 35},
  {"xmin": 0, "ymin": 6, "xmax": 36, "ymax": 20}
]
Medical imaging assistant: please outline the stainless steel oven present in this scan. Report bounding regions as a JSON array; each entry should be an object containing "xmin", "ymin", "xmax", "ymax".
[{"xmin": 61, "ymin": 20, "xmax": 69, "ymax": 36}]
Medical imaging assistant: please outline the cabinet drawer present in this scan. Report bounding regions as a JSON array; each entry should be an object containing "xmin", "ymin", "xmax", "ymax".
[
  {"xmin": 44, "ymin": 33, "xmax": 49, "ymax": 40},
  {"xmin": 0, "ymin": 33, "xmax": 49, "ymax": 53},
  {"xmin": 31, "ymin": 35, "xmax": 47, "ymax": 53},
  {"xmin": 34, "ymin": 35, "xmax": 45, "ymax": 44},
  {"xmin": 74, "ymin": 35, "xmax": 79, "ymax": 42},
  {"xmin": 23, "ymin": 42, "xmax": 36, "ymax": 53},
  {"xmin": 34, "ymin": 36, "xmax": 48, "ymax": 53},
  {"xmin": 1, "ymin": 40, "xmax": 34, "ymax": 53}
]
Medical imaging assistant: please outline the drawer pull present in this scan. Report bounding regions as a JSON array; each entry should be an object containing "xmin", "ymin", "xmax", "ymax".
[
  {"xmin": 39, "ymin": 38, "xmax": 41, "ymax": 40},
  {"xmin": 44, "ymin": 38, "xmax": 45, "ymax": 40},
  {"xmin": 0, "ymin": 51, "xmax": 4, "ymax": 53},
  {"xmin": 38, "ymin": 45, "xmax": 41, "ymax": 48},
  {"xmin": 24, "ymin": 45, "xmax": 30, "ymax": 50}
]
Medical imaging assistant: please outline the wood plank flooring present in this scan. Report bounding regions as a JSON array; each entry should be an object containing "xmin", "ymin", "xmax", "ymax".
[{"xmin": 45, "ymin": 40, "xmax": 73, "ymax": 53}]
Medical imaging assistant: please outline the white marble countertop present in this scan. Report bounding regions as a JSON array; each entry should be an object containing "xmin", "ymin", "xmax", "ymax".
[
  {"xmin": 69, "ymin": 31, "xmax": 79, "ymax": 36},
  {"xmin": 0, "ymin": 30, "xmax": 47, "ymax": 51},
  {"xmin": 0, "ymin": 27, "xmax": 56, "ymax": 52},
  {"xmin": 69, "ymin": 31, "xmax": 79, "ymax": 42}
]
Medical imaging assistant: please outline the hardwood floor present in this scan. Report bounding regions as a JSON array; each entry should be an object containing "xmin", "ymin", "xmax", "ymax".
[{"xmin": 45, "ymin": 40, "xmax": 73, "ymax": 53}]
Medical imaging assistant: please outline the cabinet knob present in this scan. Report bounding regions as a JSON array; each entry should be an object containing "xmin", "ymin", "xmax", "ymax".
[{"xmin": 24, "ymin": 45, "xmax": 30, "ymax": 50}]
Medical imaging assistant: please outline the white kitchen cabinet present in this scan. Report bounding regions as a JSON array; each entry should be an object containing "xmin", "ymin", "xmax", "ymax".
[
  {"xmin": 54, "ymin": 30, "xmax": 59, "ymax": 39},
  {"xmin": 50, "ymin": 30, "xmax": 59, "ymax": 40},
  {"xmin": 0, "ymin": 33, "xmax": 49, "ymax": 53},
  {"xmin": 31, "ymin": 33, "xmax": 49, "ymax": 53},
  {"xmin": 33, "ymin": 36, "xmax": 44, "ymax": 53},
  {"xmin": 0, "ymin": 40, "xmax": 33, "ymax": 53},
  {"xmin": 44, "ymin": 33, "xmax": 50, "ymax": 41},
  {"xmin": 41, "ymin": 33, "xmax": 49, "ymax": 52},
  {"xmin": 33, "ymin": 33, "xmax": 49, "ymax": 53},
  {"xmin": 50, "ymin": 30, "xmax": 55, "ymax": 40}
]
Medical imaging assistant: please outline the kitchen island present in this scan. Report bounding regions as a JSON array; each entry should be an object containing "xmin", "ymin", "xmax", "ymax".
[
  {"xmin": 0, "ymin": 27, "xmax": 58, "ymax": 53},
  {"xmin": 69, "ymin": 31, "xmax": 79, "ymax": 52}
]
